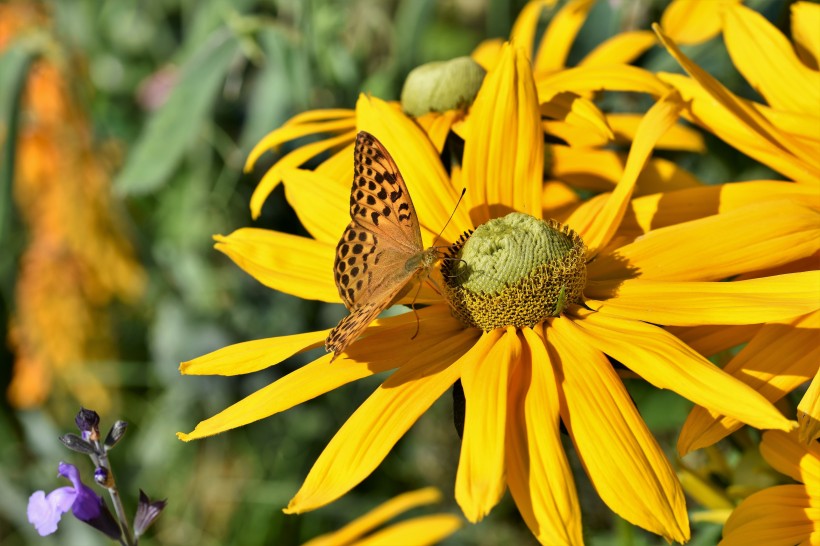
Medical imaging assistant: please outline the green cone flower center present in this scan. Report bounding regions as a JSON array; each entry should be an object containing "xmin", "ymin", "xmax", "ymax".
[{"xmin": 443, "ymin": 212, "xmax": 587, "ymax": 331}]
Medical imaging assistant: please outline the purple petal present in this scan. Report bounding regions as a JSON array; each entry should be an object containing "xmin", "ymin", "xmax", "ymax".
[
  {"xmin": 57, "ymin": 462, "xmax": 83, "ymax": 490},
  {"xmin": 71, "ymin": 484, "xmax": 103, "ymax": 521},
  {"xmin": 27, "ymin": 487, "xmax": 76, "ymax": 536}
]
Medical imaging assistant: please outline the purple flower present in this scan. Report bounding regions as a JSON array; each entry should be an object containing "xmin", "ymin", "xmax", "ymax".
[{"xmin": 27, "ymin": 462, "xmax": 120, "ymax": 539}]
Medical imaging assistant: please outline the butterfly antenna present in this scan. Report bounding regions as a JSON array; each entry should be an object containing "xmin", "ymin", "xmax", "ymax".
[{"xmin": 432, "ymin": 188, "xmax": 466, "ymax": 247}]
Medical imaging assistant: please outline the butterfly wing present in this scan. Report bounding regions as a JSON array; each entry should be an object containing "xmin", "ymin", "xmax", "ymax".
[{"xmin": 333, "ymin": 131, "xmax": 424, "ymax": 309}]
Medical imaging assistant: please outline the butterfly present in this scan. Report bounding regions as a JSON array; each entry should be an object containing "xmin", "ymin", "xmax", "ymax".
[{"xmin": 325, "ymin": 131, "xmax": 439, "ymax": 361}]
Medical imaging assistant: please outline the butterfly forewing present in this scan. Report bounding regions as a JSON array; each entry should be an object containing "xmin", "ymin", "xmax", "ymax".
[{"xmin": 327, "ymin": 131, "xmax": 433, "ymax": 360}]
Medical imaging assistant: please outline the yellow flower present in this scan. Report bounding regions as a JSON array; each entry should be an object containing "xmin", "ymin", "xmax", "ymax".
[
  {"xmin": 719, "ymin": 430, "xmax": 820, "ymax": 546},
  {"xmin": 301, "ymin": 488, "xmax": 461, "ymax": 546},
  {"xmin": 179, "ymin": 44, "xmax": 819, "ymax": 544},
  {"xmin": 654, "ymin": 2, "xmax": 820, "ymax": 184}
]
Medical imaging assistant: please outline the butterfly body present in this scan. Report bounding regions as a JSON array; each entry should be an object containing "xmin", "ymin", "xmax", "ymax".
[{"xmin": 325, "ymin": 132, "xmax": 438, "ymax": 360}]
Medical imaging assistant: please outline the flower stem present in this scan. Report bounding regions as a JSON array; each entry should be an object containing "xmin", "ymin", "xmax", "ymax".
[{"xmin": 93, "ymin": 444, "xmax": 136, "ymax": 546}]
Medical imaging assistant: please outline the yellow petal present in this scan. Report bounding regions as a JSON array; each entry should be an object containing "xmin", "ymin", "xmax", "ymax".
[
  {"xmin": 585, "ymin": 271, "xmax": 820, "ymax": 326},
  {"xmin": 589, "ymin": 201, "xmax": 820, "ymax": 282},
  {"xmin": 666, "ymin": 324, "xmax": 761, "ymax": 358},
  {"xmin": 353, "ymin": 514, "xmax": 462, "ymax": 546},
  {"xmin": 676, "ymin": 312, "xmax": 819, "ymax": 454},
  {"xmin": 540, "ymin": 93, "xmax": 613, "ymax": 142},
  {"xmin": 250, "ymin": 132, "xmax": 354, "ymax": 219},
  {"xmin": 537, "ymin": 65, "xmax": 670, "ymax": 102},
  {"xmin": 355, "ymin": 95, "xmax": 470, "ymax": 244},
  {"xmin": 792, "ymin": 2, "xmax": 820, "ymax": 70},
  {"xmin": 463, "ymin": 43, "xmax": 543, "ymax": 224},
  {"xmin": 414, "ymin": 110, "xmax": 462, "ymax": 152},
  {"xmin": 723, "ymin": 4, "xmax": 820, "ymax": 115},
  {"xmin": 660, "ymin": 0, "xmax": 740, "ymax": 45},
  {"xmin": 760, "ymin": 429, "xmax": 820, "ymax": 484},
  {"xmin": 580, "ymin": 90, "xmax": 683, "ymax": 253},
  {"xmin": 455, "ymin": 328, "xmax": 516, "ymax": 522},
  {"xmin": 471, "ymin": 38, "xmax": 504, "ymax": 71},
  {"xmin": 506, "ymin": 328, "xmax": 583, "ymax": 545},
  {"xmin": 606, "ymin": 113, "xmax": 705, "ymax": 152},
  {"xmin": 510, "ymin": 0, "xmax": 557, "ymax": 57},
  {"xmin": 302, "ymin": 487, "xmax": 446, "ymax": 546},
  {"xmin": 549, "ymin": 317, "xmax": 689, "ymax": 543},
  {"xmin": 619, "ymin": 180, "xmax": 820, "ymax": 239},
  {"xmin": 214, "ymin": 228, "xmax": 339, "ymax": 303},
  {"xmin": 579, "ymin": 31, "xmax": 657, "ymax": 67},
  {"xmin": 533, "ymin": 0, "xmax": 595, "ymax": 73},
  {"xmin": 245, "ymin": 114, "xmax": 355, "ymax": 172},
  {"xmin": 180, "ymin": 330, "xmax": 328, "ymax": 376},
  {"xmin": 287, "ymin": 330, "xmax": 478, "ymax": 513},
  {"xmin": 282, "ymin": 168, "xmax": 350, "ymax": 244},
  {"xmin": 799, "ymin": 366, "xmax": 820, "ymax": 444},
  {"xmin": 566, "ymin": 307, "xmax": 793, "ymax": 433},
  {"xmin": 721, "ymin": 484, "xmax": 814, "ymax": 546}
]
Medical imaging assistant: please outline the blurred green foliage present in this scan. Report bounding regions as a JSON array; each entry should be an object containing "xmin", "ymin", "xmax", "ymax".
[{"xmin": 0, "ymin": 0, "xmax": 796, "ymax": 545}]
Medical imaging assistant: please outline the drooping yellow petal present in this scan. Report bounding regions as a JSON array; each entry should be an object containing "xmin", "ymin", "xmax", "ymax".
[
  {"xmin": 548, "ymin": 317, "xmax": 689, "ymax": 543},
  {"xmin": 798, "ymin": 366, "xmax": 820, "ymax": 444},
  {"xmin": 619, "ymin": 180, "xmax": 820, "ymax": 239},
  {"xmin": 760, "ymin": 429, "xmax": 820, "ymax": 484},
  {"xmin": 455, "ymin": 328, "xmax": 517, "ymax": 522},
  {"xmin": 533, "ymin": 0, "xmax": 595, "ymax": 73},
  {"xmin": 723, "ymin": 4, "xmax": 820, "ymax": 115},
  {"xmin": 282, "ymin": 168, "xmax": 350, "ymax": 244},
  {"xmin": 537, "ymin": 65, "xmax": 670, "ymax": 102},
  {"xmin": 245, "ymin": 114, "xmax": 356, "ymax": 172},
  {"xmin": 510, "ymin": 0, "xmax": 557, "ymax": 57},
  {"xmin": 286, "ymin": 329, "xmax": 479, "ymax": 513},
  {"xmin": 578, "ymin": 31, "xmax": 657, "ymax": 68},
  {"xmin": 302, "ymin": 487, "xmax": 447, "ymax": 546},
  {"xmin": 589, "ymin": 201, "xmax": 820, "ymax": 282},
  {"xmin": 540, "ymin": 93, "xmax": 613, "ymax": 142},
  {"xmin": 463, "ymin": 43, "xmax": 543, "ymax": 224},
  {"xmin": 566, "ymin": 306, "xmax": 793, "ymax": 433},
  {"xmin": 678, "ymin": 312, "xmax": 820, "ymax": 454},
  {"xmin": 605, "ymin": 113, "xmax": 705, "ymax": 152},
  {"xmin": 792, "ymin": 2, "xmax": 820, "ymax": 70},
  {"xmin": 249, "ymin": 132, "xmax": 355, "ymax": 219},
  {"xmin": 506, "ymin": 328, "xmax": 582, "ymax": 545},
  {"xmin": 585, "ymin": 271, "xmax": 820, "ymax": 326},
  {"xmin": 660, "ymin": 0, "xmax": 740, "ymax": 45},
  {"xmin": 720, "ymin": 484, "xmax": 815, "ymax": 546},
  {"xmin": 214, "ymin": 228, "xmax": 339, "ymax": 303},
  {"xmin": 579, "ymin": 90, "xmax": 683, "ymax": 253},
  {"xmin": 355, "ymin": 95, "xmax": 470, "ymax": 244},
  {"xmin": 180, "ymin": 330, "xmax": 328, "ymax": 376},
  {"xmin": 353, "ymin": 514, "xmax": 463, "ymax": 546}
]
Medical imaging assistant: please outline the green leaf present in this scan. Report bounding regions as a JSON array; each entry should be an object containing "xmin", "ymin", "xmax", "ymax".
[{"xmin": 115, "ymin": 29, "xmax": 241, "ymax": 195}]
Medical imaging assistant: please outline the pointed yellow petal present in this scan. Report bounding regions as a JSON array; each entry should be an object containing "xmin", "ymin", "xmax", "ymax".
[
  {"xmin": 355, "ymin": 95, "xmax": 470, "ymax": 244},
  {"xmin": 245, "ymin": 114, "xmax": 355, "ymax": 172},
  {"xmin": 606, "ymin": 113, "xmax": 705, "ymax": 152},
  {"xmin": 214, "ymin": 228, "xmax": 339, "ymax": 303},
  {"xmin": 180, "ymin": 330, "xmax": 328, "ymax": 376},
  {"xmin": 589, "ymin": 201, "xmax": 820, "ymax": 282},
  {"xmin": 250, "ymin": 132, "xmax": 354, "ymax": 219},
  {"xmin": 455, "ymin": 328, "xmax": 516, "ymax": 522},
  {"xmin": 415, "ymin": 110, "xmax": 462, "ymax": 152},
  {"xmin": 471, "ymin": 38, "xmax": 504, "ymax": 71},
  {"xmin": 540, "ymin": 93, "xmax": 613, "ymax": 142},
  {"xmin": 585, "ymin": 271, "xmax": 820, "ymax": 325},
  {"xmin": 799, "ymin": 366, "xmax": 820, "ymax": 444},
  {"xmin": 287, "ymin": 330, "xmax": 478, "ymax": 513},
  {"xmin": 579, "ymin": 31, "xmax": 657, "ymax": 67},
  {"xmin": 679, "ymin": 312, "xmax": 820, "ymax": 454},
  {"xmin": 302, "ymin": 488, "xmax": 446, "ymax": 546},
  {"xmin": 666, "ymin": 324, "xmax": 761, "ymax": 358},
  {"xmin": 721, "ymin": 484, "xmax": 814, "ymax": 546},
  {"xmin": 537, "ymin": 65, "xmax": 670, "ymax": 101},
  {"xmin": 353, "ymin": 515, "xmax": 462, "ymax": 546},
  {"xmin": 660, "ymin": 0, "xmax": 740, "ymax": 44},
  {"xmin": 792, "ymin": 2, "xmax": 820, "ymax": 70},
  {"xmin": 281, "ymin": 168, "xmax": 349, "ymax": 244},
  {"xmin": 761, "ymin": 429, "xmax": 820, "ymax": 483},
  {"xmin": 533, "ymin": 0, "xmax": 595, "ymax": 73},
  {"xmin": 510, "ymin": 0, "xmax": 557, "ymax": 56},
  {"xmin": 549, "ymin": 317, "xmax": 689, "ymax": 542},
  {"xmin": 463, "ymin": 43, "xmax": 542, "ymax": 224},
  {"xmin": 506, "ymin": 328, "xmax": 583, "ymax": 545},
  {"xmin": 566, "ymin": 307, "xmax": 793, "ymax": 433},
  {"xmin": 580, "ymin": 90, "xmax": 684, "ymax": 252},
  {"xmin": 723, "ymin": 4, "xmax": 820, "ymax": 114}
]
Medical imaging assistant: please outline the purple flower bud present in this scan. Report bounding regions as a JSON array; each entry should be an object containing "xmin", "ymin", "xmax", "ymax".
[
  {"xmin": 134, "ymin": 489, "xmax": 167, "ymax": 537},
  {"xmin": 27, "ymin": 462, "xmax": 121, "ymax": 540},
  {"xmin": 94, "ymin": 467, "xmax": 114, "ymax": 489},
  {"xmin": 75, "ymin": 408, "xmax": 100, "ymax": 442}
]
